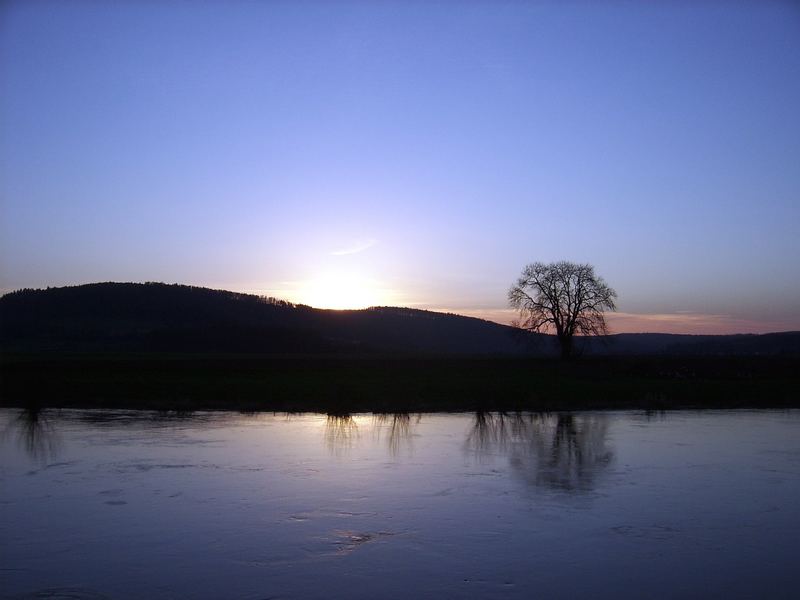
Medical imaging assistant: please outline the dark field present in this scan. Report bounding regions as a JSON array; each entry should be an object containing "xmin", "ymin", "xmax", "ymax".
[{"xmin": 1, "ymin": 353, "xmax": 797, "ymax": 412}]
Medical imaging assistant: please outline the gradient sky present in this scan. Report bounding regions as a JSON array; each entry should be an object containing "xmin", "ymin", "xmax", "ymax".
[{"xmin": 1, "ymin": 1, "xmax": 799, "ymax": 333}]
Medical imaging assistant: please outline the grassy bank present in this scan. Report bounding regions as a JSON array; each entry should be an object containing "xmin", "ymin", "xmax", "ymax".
[{"xmin": 1, "ymin": 353, "xmax": 798, "ymax": 412}]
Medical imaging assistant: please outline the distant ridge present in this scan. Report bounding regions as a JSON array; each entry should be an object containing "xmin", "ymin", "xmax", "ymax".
[{"xmin": 1, "ymin": 283, "xmax": 798, "ymax": 356}]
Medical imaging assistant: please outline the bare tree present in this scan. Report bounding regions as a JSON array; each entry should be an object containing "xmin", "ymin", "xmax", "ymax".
[{"xmin": 508, "ymin": 261, "xmax": 617, "ymax": 359}]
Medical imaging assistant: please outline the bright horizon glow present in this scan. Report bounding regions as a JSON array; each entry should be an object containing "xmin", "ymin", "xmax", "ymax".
[{"xmin": 288, "ymin": 271, "xmax": 393, "ymax": 311}]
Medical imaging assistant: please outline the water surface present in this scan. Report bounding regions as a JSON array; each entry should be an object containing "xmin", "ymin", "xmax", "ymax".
[{"xmin": 2, "ymin": 409, "xmax": 799, "ymax": 599}]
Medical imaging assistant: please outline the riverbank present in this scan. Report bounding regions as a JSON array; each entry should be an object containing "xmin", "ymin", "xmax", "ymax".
[{"xmin": 1, "ymin": 353, "xmax": 797, "ymax": 412}]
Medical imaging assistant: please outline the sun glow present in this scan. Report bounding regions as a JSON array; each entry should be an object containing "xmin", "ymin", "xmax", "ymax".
[{"xmin": 297, "ymin": 272, "xmax": 390, "ymax": 310}]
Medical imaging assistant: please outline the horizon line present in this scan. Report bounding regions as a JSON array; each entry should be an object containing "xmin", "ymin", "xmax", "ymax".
[{"xmin": 2, "ymin": 280, "xmax": 798, "ymax": 337}]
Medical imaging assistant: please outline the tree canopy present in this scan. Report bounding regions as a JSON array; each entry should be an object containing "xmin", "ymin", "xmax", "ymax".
[{"xmin": 508, "ymin": 261, "xmax": 617, "ymax": 359}]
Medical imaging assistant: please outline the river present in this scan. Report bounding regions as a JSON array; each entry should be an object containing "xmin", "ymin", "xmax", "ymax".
[{"xmin": 1, "ymin": 409, "xmax": 799, "ymax": 599}]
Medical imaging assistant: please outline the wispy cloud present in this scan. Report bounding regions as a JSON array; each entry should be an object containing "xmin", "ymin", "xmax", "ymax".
[
  {"xmin": 331, "ymin": 238, "xmax": 377, "ymax": 256},
  {"xmin": 600, "ymin": 312, "xmax": 794, "ymax": 335},
  {"xmin": 423, "ymin": 307, "xmax": 796, "ymax": 335}
]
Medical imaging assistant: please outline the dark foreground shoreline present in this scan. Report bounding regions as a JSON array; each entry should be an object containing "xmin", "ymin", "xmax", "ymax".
[{"xmin": 1, "ymin": 353, "xmax": 798, "ymax": 412}]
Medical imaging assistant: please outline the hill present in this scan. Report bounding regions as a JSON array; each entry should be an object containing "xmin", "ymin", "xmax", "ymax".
[
  {"xmin": 0, "ymin": 282, "xmax": 535, "ymax": 355},
  {"xmin": 1, "ymin": 282, "xmax": 798, "ymax": 356}
]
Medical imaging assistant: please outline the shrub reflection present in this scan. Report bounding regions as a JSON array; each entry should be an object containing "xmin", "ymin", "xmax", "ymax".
[
  {"xmin": 324, "ymin": 413, "xmax": 420, "ymax": 456},
  {"xmin": 4, "ymin": 406, "xmax": 61, "ymax": 463},
  {"xmin": 373, "ymin": 413, "xmax": 420, "ymax": 456},
  {"xmin": 324, "ymin": 413, "xmax": 360, "ymax": 455}
]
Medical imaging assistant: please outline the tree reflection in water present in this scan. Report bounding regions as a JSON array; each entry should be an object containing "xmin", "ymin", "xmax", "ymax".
[
  {"xmin": 372, "ymin": 413, "xmax": 420, "ymax": 457},
  {"xmin": 3, "ymin": 405, "xmax": 61, "ymax": 463},
  {"xmin": 324, "ymin": 413, "xmax": 420, "ymax": 456},
  {"xmin": 324, "ymin": 413, "xmax": 360, "ymax": 456},
  {"xmin": 466, "ymin": 412, "xmax": 613, "ymax": 493}
]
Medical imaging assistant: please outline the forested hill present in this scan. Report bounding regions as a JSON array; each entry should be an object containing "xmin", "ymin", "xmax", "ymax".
[
  {"xmin": 1, "ymin": 283, "xmax": 798, "ymax": 356},
  {"xmin": 0, "ymin": 283, "xmax": 533, "ymax": 354}
]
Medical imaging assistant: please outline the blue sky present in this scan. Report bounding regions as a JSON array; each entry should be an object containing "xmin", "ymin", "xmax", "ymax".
[{"xmin": 1, "ymin": 1, "xmax": 799, "ymax": 332}]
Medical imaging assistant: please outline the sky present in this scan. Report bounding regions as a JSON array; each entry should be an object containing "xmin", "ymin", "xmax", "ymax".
[{"xmin": 1, "ymin": 0, "xmax": 799, "ymax": 334}]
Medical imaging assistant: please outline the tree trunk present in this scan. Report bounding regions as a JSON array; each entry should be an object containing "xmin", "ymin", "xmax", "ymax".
[{"xmin": 558, "ymin": 335, "xmax": 573, "ymax": 360}]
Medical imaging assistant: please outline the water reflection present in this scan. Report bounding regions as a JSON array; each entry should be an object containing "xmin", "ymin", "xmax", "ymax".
[
  {"xmin": 2, "ymin": 408, "xmax": 798, "ymax": 599},
  {"xmin": 323, "ymin": 413, "xmax": 420, "ymax": 456},
  {"xmin": 4, "ymin": 408, "xmax": 613, "ymax": 493},
  {"xmin": 465, "ymin": 411, "xmax": 537, "ymax": 455},
  {"xmin": 466, "ymin": 412, "xmax": 614, "ymax": 493},
  {"xmin": 373, "ymin": 413, "xmax": 420, "ymax": 456},
  {"xmin": 324, "ymin": 414, "xmax": 360, "ymax": 455},
  {"xmin": 2, "ymin": 406, "xmax": 62, "ymax": 463},
  {"xmin": 643, "ymin": 409, "xmax": 668, "ymax": 422},
  {"xmin": 75, "ymin": 409, "xmax": 199, "ymax": 425}
]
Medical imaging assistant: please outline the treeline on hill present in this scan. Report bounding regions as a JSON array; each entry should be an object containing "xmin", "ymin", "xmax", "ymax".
[
  {"xmin": 0, "ymin": 282, "xmax": 537, "ymax": 355},
  {"xmin": 1, "ymin": 282, "xmax": 799, "ymax": 356}
]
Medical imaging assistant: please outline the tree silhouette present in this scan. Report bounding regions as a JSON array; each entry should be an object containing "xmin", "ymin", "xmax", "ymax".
[{"xmin": 509, "ymin": 261, "xmax": 617, "ymax": 359}]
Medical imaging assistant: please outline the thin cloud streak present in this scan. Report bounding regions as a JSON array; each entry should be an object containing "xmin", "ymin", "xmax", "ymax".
[
  {"xmin": 605, "ymin": 312, "xmax": 797, "ymax": 335},
  {"xmin": 434, "ymin": 308, "xmax": 797, "ymax": 335},
  {"xmin": 331, "ymin": 238, "xmax": 377, "ymax": 256}
]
